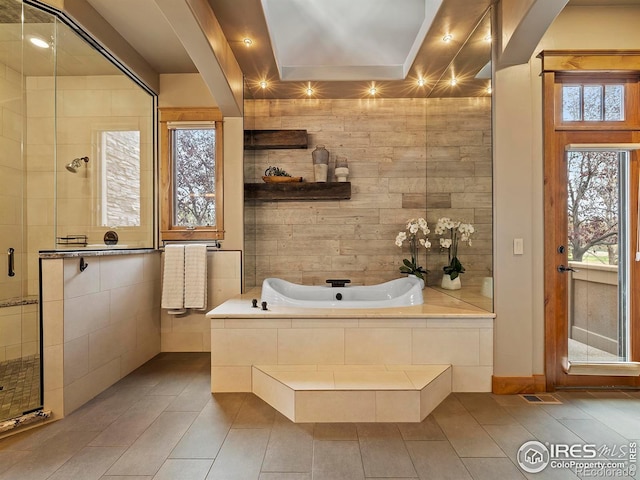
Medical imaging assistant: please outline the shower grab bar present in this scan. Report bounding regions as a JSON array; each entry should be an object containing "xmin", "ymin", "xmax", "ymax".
[{"xmin": 7, "ymin": 248, "xmax": 15, "ymax": 277}]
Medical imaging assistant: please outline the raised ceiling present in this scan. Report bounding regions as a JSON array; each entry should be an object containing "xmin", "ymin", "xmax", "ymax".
[
  {"xmin": 260, "ymin": 0, "xmax": 442, "ymax": 82},
  {"xmin": 209, "ymin": 0, "xmax": 494, "ymax": 98}
]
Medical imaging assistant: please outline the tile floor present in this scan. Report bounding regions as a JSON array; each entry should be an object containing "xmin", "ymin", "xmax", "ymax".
[
  {"xmin": 0, "ymin": 355, "xmax": 41, "ymax": 421},
  {"xmin": 0, "ymin": 352, "xmax": 638, "ymax": 479}
]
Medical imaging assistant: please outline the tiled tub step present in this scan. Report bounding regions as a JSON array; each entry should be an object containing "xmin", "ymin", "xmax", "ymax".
[{"xmin": 252, "ymin": 364, "xmax": 451, "ymax": 423}]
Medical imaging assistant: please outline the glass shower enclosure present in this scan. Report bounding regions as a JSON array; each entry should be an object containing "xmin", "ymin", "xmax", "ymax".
[{"xmin": 0, "ymin": 0, "xmax": 155, "ymax": 424}]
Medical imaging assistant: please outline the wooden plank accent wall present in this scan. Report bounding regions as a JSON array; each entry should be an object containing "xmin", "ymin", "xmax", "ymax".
[{"xmin": 244, "ymin": 98, "xmax": 492, "ymax": 288}]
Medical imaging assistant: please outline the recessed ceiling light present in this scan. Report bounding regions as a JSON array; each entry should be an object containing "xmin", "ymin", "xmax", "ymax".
[
  {"xmin": 259, "ymin": 80, "xmax": 268, "ymax": 89},
  {"xmin": 306, "ymin": 87, "xmax": 313, "ymax": 96},
  {"xmin": 450, "ymin": 77, "xmax": 457, "ymax": 86},
  {"xmin": 486, "ymin": 85, "xmax": 492, "ymax": 94},
  {"xmin": 243, "ymin": 38, "xmax": 253, "ymax": 47},
  {"xmin": 369, "ymin": 87, "xmax": 377, "ymax": 95},
  {"xmin": 417, "ymin": 78, "xmax": 426, "ymax": 87},
  {"xmin": 442, "ymin": 34, "xmax": 453, "ymax": 43},
  {"xmin": 484, "ymin": 33, "xmax": 492, "ymax": 43},
  {"xmin": 29, "ymin": 36, "xmax": 49, "ymax": 49}
]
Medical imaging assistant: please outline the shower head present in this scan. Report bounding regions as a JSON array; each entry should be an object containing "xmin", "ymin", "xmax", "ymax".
[{"xmin": 66, "ymin": 156, "xmax": 89, "ymax": 173}]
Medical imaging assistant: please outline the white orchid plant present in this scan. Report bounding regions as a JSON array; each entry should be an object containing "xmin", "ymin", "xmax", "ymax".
[
  {"xmin": 435, "ymin": 217, "xmax": 475, "ymax": 280},
  {"xmin": 396, "ymin": 218, "xmax": 431, "ymax": 281}
]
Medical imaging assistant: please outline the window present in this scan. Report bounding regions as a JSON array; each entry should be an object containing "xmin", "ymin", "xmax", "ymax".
[
  {"xmin": 562, "ymin": 83, "xmax": 624, "ymax": 121},
  {"xmin": 98, "ymin": 129, "xmax": 141, "ymax": 227},
  {"xmin": 159, "ymin": 108, "xmax": 224, "ymax": 241}
]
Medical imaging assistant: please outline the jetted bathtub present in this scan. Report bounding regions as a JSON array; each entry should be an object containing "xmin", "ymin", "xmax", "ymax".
[{"xmin": 260, "ymin": 276, "xmax": 424, "ymax": 308}]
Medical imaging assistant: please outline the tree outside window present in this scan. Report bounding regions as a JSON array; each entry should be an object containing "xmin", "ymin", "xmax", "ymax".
[{"xmin": 172, "ymin": 128, "xmax": 216, "ymax": 227}]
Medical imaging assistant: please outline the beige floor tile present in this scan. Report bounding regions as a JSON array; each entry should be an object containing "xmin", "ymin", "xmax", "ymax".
[
  {"xmin": 105, "ymin": 411, "xmax": 198, "ymax": 476},
  {"xmin": 397, "ymin": 415, "xmax": 446, "ymax": 441},
  {"xmin": 462, "ymin": 457, "xmax": 526, "ymax": 480},
  {"xmin": 0, "ymin": 430, "xmax": 98, "ymax": 480},
  {"xmin": 89, "ymin": 394, "xmax": 175, "ymax": 447},
  {"xmin": 356, "ymin": 423, "xmax": 417, "ymax": 478},
  {"xmin": 47, "ymin": 446, "xmax": 127, "ymax": 480},
  {"xmin": 433, "ymin": 408, "xmax": 506, "ymax": 458},
  {"xmin": 206, "ymin": 428, "xmax": 270, "ymax": 480},
  {"xmin": 259, "ymin": 474, "xmax": 311, "ymax": 480},
  {"xmin": 170, "ymin": 394, "xmax": 245, "ymax": 459},
  {"xmin": 455, "ymin": 392, "xmax": 517, "ymax": 425},
  {"xmin": 232, "ymin": 394, "xmax": 277, "ymax": 428},
  {"xmin": 152, "ymin": 459, "xmax": 213, "ymax": 480},
  {"xmin": 165, "ymin": 375, "xmax": 213, "ymax": 412},
  {"xmin": 2, "ymin": 353, "xmax": 639, "ymax": 480},
  {"xmin": 261, "ymin": 415, "xmax": 314, "ymax": 473},
  {"xmin": 312, "ymin": 440, "xmax": 364, "ymax": 480},
  {"xmin": 406, "ymin": 440, "xmax": 472, "ymax": 480},
  {"xmin": 312, "ymin": 423, "xmax": 358, "ymax": 441}
]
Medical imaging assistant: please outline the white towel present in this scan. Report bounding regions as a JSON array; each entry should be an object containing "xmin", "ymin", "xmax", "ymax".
[
  {"xmin": 161, "ymin": 245, "xmax": 185, "ymax": 313},
  {"xmin": 184, "ymin": 244, "xmax": 208, "ymax": 310}
]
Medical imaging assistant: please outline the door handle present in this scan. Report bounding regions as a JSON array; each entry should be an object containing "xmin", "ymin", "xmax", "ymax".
[
  {"xmin": 7, "ymin": 248, "xmax": 15, "ymax": 277},
  {"xmin": 557, "ymin": 264, "xmax": 578, "ymax": 273}
]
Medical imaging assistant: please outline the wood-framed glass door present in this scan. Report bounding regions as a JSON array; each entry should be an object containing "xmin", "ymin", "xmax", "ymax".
[{"xmin": 541, "ymin": 52, "xmax": 640, "ymax": 390}]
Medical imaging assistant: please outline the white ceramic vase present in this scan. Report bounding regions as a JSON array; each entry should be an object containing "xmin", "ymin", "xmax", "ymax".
[{"xmin": 441, "ymin": 274, "xmax": 461, "ymax": 290}]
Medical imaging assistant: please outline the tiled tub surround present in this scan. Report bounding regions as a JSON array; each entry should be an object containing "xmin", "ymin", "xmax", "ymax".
[
  {"xmin": 244, "ymin": 97, "xmax": 492, "ymax": 290},
  {"xmin": 41, "ymin": 250, "xmax": 161, "ymax": 418},
  {"xmin": 209, "ymin": 288, "xmax": 494, "ymax": 422},
  {"xmin": 160, "ymin": 250, "xmax": 242, "ymax": 352}
]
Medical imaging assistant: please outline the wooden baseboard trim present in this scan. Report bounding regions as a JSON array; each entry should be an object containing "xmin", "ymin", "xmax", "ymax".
[{"xmin": 492, "ymin": 375, "xmax": 546, "ymax": 394}]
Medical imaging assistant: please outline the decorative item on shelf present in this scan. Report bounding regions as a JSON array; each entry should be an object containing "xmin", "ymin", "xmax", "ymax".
[
  {"xmin": 395, "ymin": 217, "xmax": 430, "ymax": 286},
  {"xmin": 312, "ymin": 144, "xmax": 329, "ymax": 182},
  {"xmin": 434, "ymin": 217, "xmax": 475, "ymax": 290},
  {"xmin": 335, "ymin": 156, "xmax": 349, "ymax": 182},
  {"xmin": 262, "ymin": 166, "xmax": 302, "ymax": 183}
]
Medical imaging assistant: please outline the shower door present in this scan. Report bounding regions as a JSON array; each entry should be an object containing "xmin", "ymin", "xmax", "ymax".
[{"xmin": 0, "ymin": 0, "xmax": 50, "ymax": 421}]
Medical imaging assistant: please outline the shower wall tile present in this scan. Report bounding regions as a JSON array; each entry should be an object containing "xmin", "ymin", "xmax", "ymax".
[
  {"xmin": 2, "ymin": 108, "xmax": 22, "ymax": 142},
  {"xmin": 59, "ymin": 90, "xmax": 112, "ymax": 117},
  {"xmin": 26, "ymin": 88, "xmax": 55, "ymax": 117},
  {"xmin": 0, "ymin": 136, "xmax": 21, "ymax": 169},
  {"xmin": 21, "ymin": 307, "xmax": 39, "ymax": 344},
  {"xmin": 112, "ymin": 89, "xmax": 152, "ymax": 116}
]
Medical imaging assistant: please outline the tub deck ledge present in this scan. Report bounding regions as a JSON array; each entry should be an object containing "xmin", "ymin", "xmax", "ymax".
[{"xmin": 207, "ymin": 287, "xmax": 495, "ymax": 319}]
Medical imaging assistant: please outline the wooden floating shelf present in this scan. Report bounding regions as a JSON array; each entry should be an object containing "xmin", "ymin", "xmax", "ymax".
[
  {"xmin": 244, "ymin": 129, "xmax": 308, "ymax": 150},
  {"xmin": 244, "ymin": 182, "xmax": 351, "ymax": 201}
]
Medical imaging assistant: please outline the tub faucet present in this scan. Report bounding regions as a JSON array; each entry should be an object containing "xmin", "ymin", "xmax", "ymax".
[{"xmin": 326, "ymin": 279, "xmax": 351, "ymax": 287}]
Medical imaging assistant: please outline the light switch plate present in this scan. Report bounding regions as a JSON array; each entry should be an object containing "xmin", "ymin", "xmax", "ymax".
[{"xmin": 514, "ymin": 238, "xmax": 524, "ymax": 255}]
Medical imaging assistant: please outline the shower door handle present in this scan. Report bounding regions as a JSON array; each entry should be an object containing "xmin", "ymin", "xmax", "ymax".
[{"xmin": 7, "ymin": 248, "xmax": 15, "ymax": 277}]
